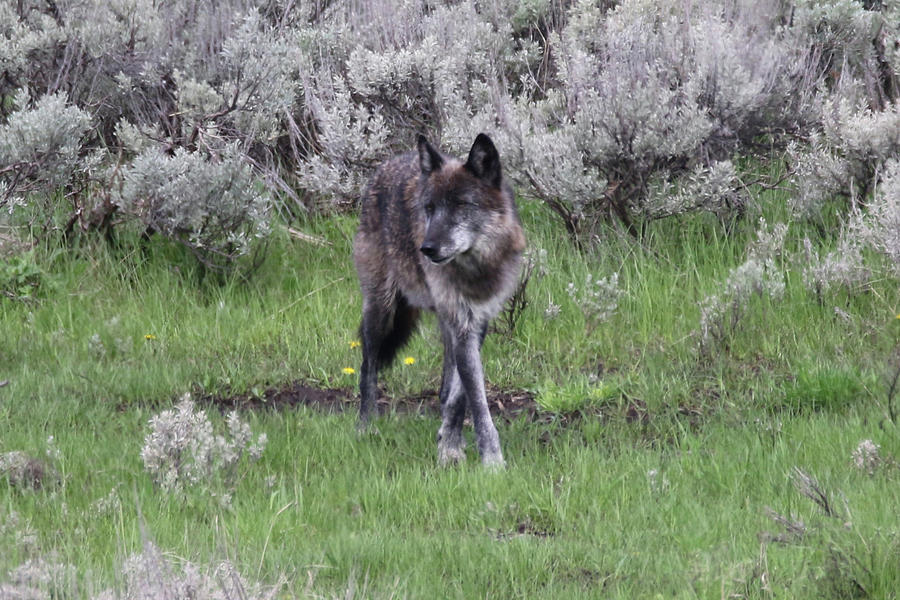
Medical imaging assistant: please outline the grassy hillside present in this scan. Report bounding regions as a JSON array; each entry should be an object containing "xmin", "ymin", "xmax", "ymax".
[{"xmin": 2, "ymin": 196, "xmax": 899, "ymax": 598}]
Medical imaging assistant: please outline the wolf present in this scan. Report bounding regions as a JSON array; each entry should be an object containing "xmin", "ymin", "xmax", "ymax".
[{"xmin": 353, "ymin": 133, "xmax": 526, "ymax": 467}]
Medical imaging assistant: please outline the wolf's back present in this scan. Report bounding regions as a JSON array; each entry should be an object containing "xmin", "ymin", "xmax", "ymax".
[{"xmin": 357, "ymin": 152, "xmax": 420, "ymax": 245}]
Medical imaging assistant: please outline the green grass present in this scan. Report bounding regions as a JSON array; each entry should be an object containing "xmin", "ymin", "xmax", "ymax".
[{"xmin": 2, "ymin": 197, "xmax": 900, "ymax": 598}]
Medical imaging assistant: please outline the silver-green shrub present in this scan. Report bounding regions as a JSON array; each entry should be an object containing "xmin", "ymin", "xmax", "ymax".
[
  {"xmin": 786, "ymin": 2, "xmax": 900, "ymax": 293},
  {"xmin": 2, "ymin": 0, "xmax": 294, "ymax": 243},
  {"xmin": 1, "ymin": 541, "xmax": 278, "ymax": 600},
  {"xmin": 3, "ymin": 0, "xmax": 899, "ymax": 251},
  {"xmin": 294, "ymin": 0, "xmax": 527, "ymax": 205},
  {"xmin": 116, "ymin": 144, "xmax": 271, "ymax": 271},
  {"xmin": 791, "ymin": 99, "xmax": 900, "ymax": 218},
  {"xmin": 791, "ymin": 0, "xmax": 899, "ymax": 110},
  {"xmin": 786, "ymin": 1, "xmax": 900, "ymax": 290},
  {"xmin": 139, "ymin": 396, "xmax": 267, "ymax": 503},
  {"xmin": 699, "ymin": 219, "xmax": 788, "ymax": 353},
  {"xmin": 0, "ymin": 91, "xmax": 96, "ymax": 217},
  {"xmin": 565, "ymin": 271, "xmax": 623, "ymax": 330},
  {"xmin": 2, "ymin": 556, "xmax": 79, "ymax": 600},
  {"xmin": 790, "ymin": 97, "xmax": 900, "ymax": 294},
  {"xmin": 94, "ymin": 541, "xmax": 279, "ymax": 600},
  {"xmin": 858, "ymin": 157, "xmax": 900, "ymax": 273},
  {"xmin": 802, "ymin": 233, "xmax": 871, "ymax": 296},
  {"xmin": 503, "ymin": 0, "xmax": 817, "ymax": 236},
  {"xmin": 0, "ymin": 450, "xmax": 58, "ymax": 490}
]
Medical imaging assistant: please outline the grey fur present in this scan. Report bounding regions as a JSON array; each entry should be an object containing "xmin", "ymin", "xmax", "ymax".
[{"xmin": 353, "ymin": 134, "xmax": 526, "ymax": 467}]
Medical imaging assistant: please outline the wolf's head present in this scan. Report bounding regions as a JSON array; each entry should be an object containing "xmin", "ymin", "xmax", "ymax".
[{"xmin": 417, "ymin": 133, "xmax": 508, "ymax": 265}]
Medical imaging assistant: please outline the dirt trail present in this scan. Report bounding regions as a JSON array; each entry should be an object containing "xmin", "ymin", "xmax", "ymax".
[{"xmin": 198, "ymin": 381, "xmax": 539, "ymax": 422}]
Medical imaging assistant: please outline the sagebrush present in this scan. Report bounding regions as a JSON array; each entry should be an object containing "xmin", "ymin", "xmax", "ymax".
[{"xmin": 2, "ymin": 0, "xmax": 898, "ymax": 257}]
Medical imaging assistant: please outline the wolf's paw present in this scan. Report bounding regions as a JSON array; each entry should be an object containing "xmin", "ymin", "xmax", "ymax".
[
  {"xmin": 437, "ymin": 440, "xmax": 467, "ymax": 466},
  {"xmin": 481, "ymin": 451, "xmax": 506, "ymax": 471},
  {"xmin": 356, "ymin": 420, "xmax": 380, "ymax": 437}
]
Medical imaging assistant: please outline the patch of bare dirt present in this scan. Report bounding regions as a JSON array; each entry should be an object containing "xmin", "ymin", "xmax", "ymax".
[{"xmin": 197, "ymin": 381, "xmax": 538, "ymax": 422}]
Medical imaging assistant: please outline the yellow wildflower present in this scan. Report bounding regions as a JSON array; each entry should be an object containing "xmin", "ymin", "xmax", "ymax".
[
  {"xmin": 349, "ymin": 340, "xmax": 361, "ymax": 349},
  {"xmin": 403, "ymin": 356, "xmax": 415, "ymax": 365},
  {"xmin": 144, "ymin": 334, "xmax": 156, "ymax": 340},
  {"xmin": 342, "ymin": 367, "xmax": 356, "ymax": 375}
]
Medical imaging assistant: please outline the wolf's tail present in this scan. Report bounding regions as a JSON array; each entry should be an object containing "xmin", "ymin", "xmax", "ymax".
[{"xmin": 360, "ymin": 294, "xmax": 420, "ymax": 369}]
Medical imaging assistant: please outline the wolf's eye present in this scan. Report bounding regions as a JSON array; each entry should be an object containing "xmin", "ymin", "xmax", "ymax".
[
  {"xmin": 424, "ymin": 202, "xmax": 435, "ymax": 216},
  {"xmin": 453, "ymin": 194, "xmax": 476, "ymax": 208}
]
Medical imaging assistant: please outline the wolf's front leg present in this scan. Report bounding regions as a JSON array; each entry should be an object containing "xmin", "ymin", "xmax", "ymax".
[
  {"xmin": 436, "ymin": 320, "xmax": 467, "ymax": 464},
  {"xmin": 436, "ymin": 369, "xmax": 468, "ymax": 465},
  {"xmin": 454, "ymin": 327, "xmax": 504, "ymax": 468}
]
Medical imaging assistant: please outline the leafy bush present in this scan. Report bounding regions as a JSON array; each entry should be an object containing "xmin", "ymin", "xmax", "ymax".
[
  {"xmin": 802, "ymin": 233, "xmax": 871, "ymax": 298},
  {"xmin": 790, "ymin": 0, "xmax": 900, "ymax": 110},
  {"xmin": 140, "ymin": 396, "xmax": 266, "ymax": 504},
  {"xmin": 0, "ymin": 252, "xmax": 51, "ymax": 302},
  {"xmin": 1, "ymin": 555, "xmax": 79, "ymax": 599},
  {"xmin": 858, "ymin": 157, "xmax": 900, "ymax": 273},
  {"xmin": 790, "ymin": 99, "xmax": 900, "ymax": 219},
  {"xmin": 0, "ymin": 91, "xmax": 97, "ymax": 230},
  {"xmin": 116, "ymin": 144, "xmax": 271, "ymax": 271},
  {"xmin": 500, "ymin": 0, "xmax": 817, "ymax": 237},
  {"xmin": 1, "ymin": 0, "xmax": 291, "ymax": 253},
  {"xmin": 791, "ymin": 99, "xmax": 900, "ymax": 286},
  {"xmin": 1, "ymin": 0, "xmax": 899, "ymax": 256},
  {"xmin": 1, "ymin": 541, "xmax": 279, "ymax": 600},
  {"xmin": 295, "ymin": 0, "xmax": 527, "ymax": 205},
  {"xmin": 565, "ymin": 271, "xmax": 623, "ymax": 331}
]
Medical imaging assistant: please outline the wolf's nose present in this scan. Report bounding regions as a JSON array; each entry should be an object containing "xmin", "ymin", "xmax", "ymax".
[{"xmin": 420, "ymin": 243, "xmax": 438, "ymax": 259}]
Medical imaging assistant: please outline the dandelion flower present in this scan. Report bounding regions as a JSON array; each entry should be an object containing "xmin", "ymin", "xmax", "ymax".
[
  {"xmin": 144, "ymin": 334, "xmax": 156, "ymax": 340},
  {"xmin": 349, "ymin": 340, "xmax": 361, "ymax": 349},
  {"xmin": 342, "ymin": 367, "xmax": 356, "ymax": 375},
  {"xmin": 403, "ymin": 356, "xmax": 415, "ymax": 365}
]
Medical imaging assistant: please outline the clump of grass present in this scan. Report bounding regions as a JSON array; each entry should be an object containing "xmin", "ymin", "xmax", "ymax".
[
  {"xmin": 762, "ymin": 467, "xmax": 900, "ymax": 599},
  {"xmin": 779, "ymin": 364, "xmax": 870, "ymax": 414},
  {"xmin": 534, "ymin": 376, "xmax": 619, "ymax": 414}
]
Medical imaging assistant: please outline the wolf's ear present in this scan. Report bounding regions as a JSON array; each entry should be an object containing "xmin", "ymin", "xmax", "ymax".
[
  {"xmin": 464, "ymin": 133, "xmax": 502, "ymax": 188},
  {"xmin": 417, "ymin": 135, "xmax": 443, "ymax": 175}
]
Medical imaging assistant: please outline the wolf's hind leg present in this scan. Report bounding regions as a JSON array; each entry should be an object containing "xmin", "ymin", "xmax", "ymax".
[
  {"xmin": 358, "ymin": 293, "xmax": 418, "ymax": 430},
  {"xmin": 358, "ymin": 301, "xmax": 385, "ymax": 430}
]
